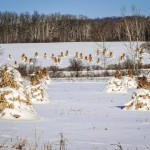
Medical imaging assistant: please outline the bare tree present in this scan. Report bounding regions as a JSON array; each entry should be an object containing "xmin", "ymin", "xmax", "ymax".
[
  {"xmin": 122, "ymin": 6, "xmax": 145, "ymax": 71},
  {"xmin": 96, "ymin": 41, "xmax": 113, "ymax": 74},
  {"xmin": 0, "ymin": 10, "xmax": 149, "ymax": 43}
]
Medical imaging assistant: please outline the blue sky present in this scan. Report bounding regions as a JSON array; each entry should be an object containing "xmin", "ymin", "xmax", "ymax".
[{"xmin": 0, "ymin": 0, "xmax": 149, "ymax": 18}]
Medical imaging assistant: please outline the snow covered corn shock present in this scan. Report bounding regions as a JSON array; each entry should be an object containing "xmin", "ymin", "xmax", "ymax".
[{"xmin": 0, "ymin": 67, "xmax": 39, "ymax": 120}]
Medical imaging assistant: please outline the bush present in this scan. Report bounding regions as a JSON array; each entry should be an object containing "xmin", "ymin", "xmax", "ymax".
[
  {"xmin": 16, "ymin": 63, "xmax": 42, "ymax": 77},
  {"xmin": 16, "ymin": 64, "xmax": 28, "ymax": 77},
  {"xmin": 91, "ymin": 65, "xmax": 103, "ymax": 71},
  {"xmin": 108, "ymin": 64, "xmax": 121, "ymax": 70},
  {"xmin": 49, "ymin": 71, "xmax": 64, "ymax": 78},
  {"xmin": 119, "ymin": 57, "xmax": 134, "ymax": 69},
  {"xmin": 101, "ymin": 70, "xmax": 110, "ymax": 77},
  {"xmin": 49, "ymin": 66, "xmax": 60, "ymax": 72},
  {"xmin": 49, "ymin": 66, "xmax": 65, "ymax": 78},
  {"xmin": 68, "ymin": 58, "xmax": 83, "ymax": 71},
  {"xmin": 28, "ymin": 65, "xmax": 42, "ymax": 74}
]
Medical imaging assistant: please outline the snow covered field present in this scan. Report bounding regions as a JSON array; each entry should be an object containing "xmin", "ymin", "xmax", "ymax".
[
  {"xmin": 0, "ymin": 81, "xmax": 150, "ymax": 149},
  {"xmin": 0, "ymin": 42, "xmax": 148, "ymax": 68},
  {"xmin": 0, "ymin": 42, "xmax": 150, "ymax": 150}
]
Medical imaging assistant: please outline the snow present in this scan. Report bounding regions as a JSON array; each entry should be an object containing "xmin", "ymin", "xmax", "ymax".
[
  {"xmin": 0, "ymin": 42, "xmax": 148, "ymax": 68},
  {"xmin": 123, "ymin": 76, "xmax": 138, "ymax": 88},
  {"xmin": 0, "ymin": 81, "xmax": 150, "ymax": 149},
  {"xmin": 0, "ymin": 42, "xmax": 150, "ymax": 149},
  {"xmin": 105, "ymin": 74, "xmax": 138, "ymax": 93},
  {"xmin": 26, "ymin": 83, "xmax": 50, "ymax": 104}
]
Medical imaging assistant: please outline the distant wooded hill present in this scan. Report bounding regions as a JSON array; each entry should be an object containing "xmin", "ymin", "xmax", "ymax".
[{"xmin": 0, "ymin": 11, "xmax": 150, "ymax": 43}]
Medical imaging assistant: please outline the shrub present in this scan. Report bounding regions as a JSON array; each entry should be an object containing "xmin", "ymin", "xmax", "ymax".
[
  {"xmin": 28, "ymin": 65, "xmax": 42, "ymax": 74},
  {"xmin": 101, "ymin": 70, "xmax": 110, "ymax": 77},
  {"xmin": 68, "ymin": 58, "xmax": 83, "ymax": 71},
  {"xmin": 49, "ymin": 66, "xmax": 64, "ymax": 78},
  {"xmin": 121, "ymin": 57, "xmax": 134, "ymax": 69},
  {"xmin": 49, "ymin": 66, "xmax": 60, "ymax": 72},
  {"xmin": 16, "ymin": 63, "xmax": 42, "ymax": 76},
  {"xmin": 16, "ymin": 64, "xmax": 28, "ymax": 77},
  {"xmin": 108, "ymin": 64, "xmax": 121, "ymax": 70},
  {"xmin": 91, "ymin": 65, "xmax": 103, "ymax": 71}
]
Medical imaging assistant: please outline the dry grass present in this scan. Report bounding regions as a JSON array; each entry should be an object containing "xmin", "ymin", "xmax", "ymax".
[
  {"xmin": 0, "ymin": 69, "xmax": 20, "ymax": 90},
  {"xmin": 0, "ymin": 133, "xmax": 67, "ymax": 150},
  {"xmin": 114, "ymin": 71, "xmax": 122, "ymax": 79},
  {"xmin": 137, "ymin": 76, "xmax": 150, "ymax": 89}
]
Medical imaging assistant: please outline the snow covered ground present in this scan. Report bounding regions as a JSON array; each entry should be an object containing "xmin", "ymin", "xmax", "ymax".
[
  {"xmin": 0, "ymin": 42, "xmax": 150, "ymax": 149},
  {"xmin": 0, "ymin": 42, "xmax": 149, "ymax": 68},
  {"xmin": 0, "ymin": 81, "xmax": 150, "ymax": 149}
]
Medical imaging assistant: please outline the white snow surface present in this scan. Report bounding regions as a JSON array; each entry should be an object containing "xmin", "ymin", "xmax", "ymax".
[
  {"xmin": 0, "ymin": 42, "xmax": 148, "ymax": 68},
  {"xmin": 0, "ymin": 81, "xmax": 150, "ymax": 149}
]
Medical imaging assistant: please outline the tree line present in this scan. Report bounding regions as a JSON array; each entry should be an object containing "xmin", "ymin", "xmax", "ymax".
[{"xmin": 0, "ymin": 11, "xmax": 150, "ymax": 43}]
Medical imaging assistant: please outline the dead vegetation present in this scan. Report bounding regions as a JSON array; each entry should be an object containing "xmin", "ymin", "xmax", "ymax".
[
  {"xmin": 0, "ymin": 133, "xmax": 67, "ymax": 150},
  {"xmin": 0, "ymin": 68, "xmax": 20, "ymax": 90},
  {"xmin": 26, "ymin": 68, "xmax": 50, "ymax": 103},
  {"xmin": 127, "ymin": 69, "xmax": 134, "ymax": 78},
  {"xmin": 29, "ymin": 68, "xmax": 49, "ymax": 86},
  {"xmin": 114, "ymin": 71, "xmax": 122, "ymax": 79},
  {"xmin": 0, "ymin": 88, "xmax": 32, "ymax": 113},
  {"xmin": 0, "ymin": 66, "xmax": 35, "ymax": 119},
  {"xmin": 137, "ymin": 76, "xmax": 150, "ymax": 89},
  {"xmin": 0, "ymin": 90, "xmax": 12, "ymax": 112}
]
